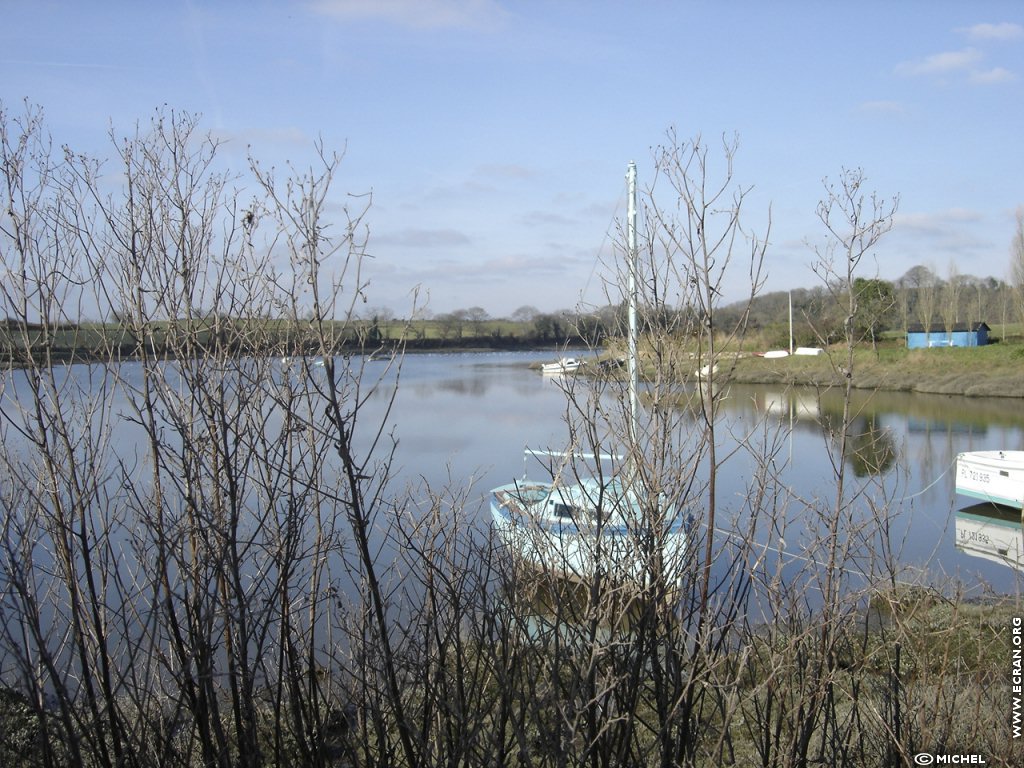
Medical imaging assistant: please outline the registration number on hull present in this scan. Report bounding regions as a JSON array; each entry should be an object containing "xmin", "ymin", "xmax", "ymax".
[{"xmin": 959, "ymin": 466, "xmax": 991, "ymax": 485}]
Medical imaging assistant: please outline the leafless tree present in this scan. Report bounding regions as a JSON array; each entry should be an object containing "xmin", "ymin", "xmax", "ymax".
[
  {"xmin": 0, "ymin": 102, "xmax": 406, "ymax": 767},
  {"xmin": 916, "ymin": 263, "xmax": 939, "ymax": 335},
  {"xmin": 1012, "ymin": 207, "xmax": 1024, "ymax": 326},
  {"xmin": 511, "ymin": 304, "xmax": 540, "ymax": 323},
  {"xmin": 941, "ymin": 261, "xmax": 962, "ymax": 339}
]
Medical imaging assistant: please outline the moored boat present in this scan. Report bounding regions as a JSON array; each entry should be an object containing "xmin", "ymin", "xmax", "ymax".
[
  {"xmin": 490, "ymin": 162, "xmax": 687, "ymax": 584},
  {"xmin": 955, "ymin": 450, "xmax": 1024, "ymax": 510},
  {"xmin": 490, "ymin": 456, "xmax": 688, "ymax": 582}
]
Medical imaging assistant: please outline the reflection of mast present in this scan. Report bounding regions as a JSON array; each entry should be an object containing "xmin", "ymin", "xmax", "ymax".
[{"xmin": 788, "ymin": 291, "xmax": 793, "ymax": 356}]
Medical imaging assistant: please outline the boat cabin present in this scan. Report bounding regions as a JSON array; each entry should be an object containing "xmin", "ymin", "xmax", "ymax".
[{"xmin": 541, "ymin": 478, "xmax": 630, "ymax": 526}]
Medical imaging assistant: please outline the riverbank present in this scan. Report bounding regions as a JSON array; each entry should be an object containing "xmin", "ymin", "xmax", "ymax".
[
  {"xmin": 5, "ymin": 321, "xmax": 1023, "ymax": 399},
  {"xmin": 726, "ymin": 343, "xmax": 1024, "ymax": 398},
  {"xmin": 3, "ymin": 584, "xmax": 1017, "ymax": 766}
]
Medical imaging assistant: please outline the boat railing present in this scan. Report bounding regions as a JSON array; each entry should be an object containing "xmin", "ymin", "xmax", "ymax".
[{"xmin": 524, "ymin": 448, "xmax": 623, "ymax": 463}]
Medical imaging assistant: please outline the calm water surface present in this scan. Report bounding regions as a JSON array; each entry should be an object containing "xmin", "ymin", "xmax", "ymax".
[
  {"xmin": 4, "ymin": 350, "xmax": 1021, "ymax": 595},
  {"xmin": 375, "ymin": 350, "xmax": 1024, "ymax": 594}
]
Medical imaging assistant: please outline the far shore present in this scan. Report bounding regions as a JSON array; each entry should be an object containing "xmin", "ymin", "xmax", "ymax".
[
  {"xmin": 5, "ymin": 327, "xmax": 1022, "ymax": 399},
  {"xmin": 724, "ymin": 344, "xmax": 1024, "ymax": 399}
]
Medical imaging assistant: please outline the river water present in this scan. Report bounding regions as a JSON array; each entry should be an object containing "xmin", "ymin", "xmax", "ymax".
[
  {"xmin": 2, "ymin": 349, "xmax": 1021, "ymax": 598},
  {"xmin": 367, "ymin": 350, "xmax": 1024, "ymax": 595}
]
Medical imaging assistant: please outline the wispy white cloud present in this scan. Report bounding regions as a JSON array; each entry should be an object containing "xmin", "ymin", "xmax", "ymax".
[
  {"xmin": 307, "ymin": 0, "xmax": 508, "ymax": 30},
  {"xmin": 896, "ymin": 47, "xmax": 982, "ymax": 77},
  {"xmin": 891, "ymin": 209, "xmax": 994, "ymax": 260},
  {"xmin": 896, "ymin": 209, "xmax": 984, "ymax": 232},
  {"xmin": 411, "ymin": 254, "xmax": 569, "ymax": 282},
  {"xmin": 895, "ymin": 44, "xmax": 1016, "ymax": 85},
  {"xmin": 971, "ymin": 66, "xmax": 1015, "ymax": 84},
  {"xmin": 522, "ymin": 210, "xmax": 577, "ymax": 228},
  {"xmin": 375, "ymin": 227, "xmax": 473, "ymax": 248},
  {"xmin": 212, "ymin": 125, "xmax": 313, "ymax": 152},
  {"xmin": 961, "ymin": 22, "xmax": 1024, "ymax": 41}
]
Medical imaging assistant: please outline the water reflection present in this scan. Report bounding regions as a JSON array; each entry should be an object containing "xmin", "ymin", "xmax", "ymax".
[
  {"xmin": 497, "ymin": 569, "xmax": 644, "ymax": 647},
  {"xmin": 955, "ymin": 503, "xmax": 1024, "ymax": 573},
  {"xmin": 640, "ymin": 381, "xmax": 1024, "ymax": 590},
  {"xmin": 6, "ymin": 353, "xmax": 1023, "ymax": 601},
  {"xmin": 723, "ymin": 384, "xmax": 1024, "ymax": 434},
  {"xmin": 715, "ymin": 384, "xmax": 1019, "ymax": 481}
]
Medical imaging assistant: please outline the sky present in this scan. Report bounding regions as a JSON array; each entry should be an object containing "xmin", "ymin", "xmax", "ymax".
[{"xmin": 2, "ymin": 0, "xmax": 1022, "ymax": 319}]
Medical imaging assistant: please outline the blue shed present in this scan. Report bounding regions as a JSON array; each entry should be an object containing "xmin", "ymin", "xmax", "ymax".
[{"xmin": 906, "ymin": 322, "xmax": 990, "ymax": 349}]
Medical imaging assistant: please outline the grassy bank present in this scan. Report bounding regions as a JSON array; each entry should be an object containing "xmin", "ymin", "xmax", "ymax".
[{"xmin": 727, "ymin": 342, "xmax": 1024, "ymax": 398}]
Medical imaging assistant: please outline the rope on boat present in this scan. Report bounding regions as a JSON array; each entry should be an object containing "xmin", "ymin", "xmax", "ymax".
[{"xmin": 901, "ymin": 454, "xmax": 958, "ymax": 502}]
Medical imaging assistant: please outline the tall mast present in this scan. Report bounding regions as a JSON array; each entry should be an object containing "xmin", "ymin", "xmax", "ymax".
[{"xmin": 626, "ymin": 161, "xmax": 638, "ymax": 450}]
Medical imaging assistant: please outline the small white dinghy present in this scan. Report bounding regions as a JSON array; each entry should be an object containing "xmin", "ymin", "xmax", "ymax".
[{"xmin": 955, "ymin": 450, "xmax": 1024, "ymax": 510}]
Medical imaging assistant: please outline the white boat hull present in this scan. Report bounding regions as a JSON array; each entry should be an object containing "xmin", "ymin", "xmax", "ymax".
[
  {"xmin": 490, "ymin": 483, "xmax": 687, "ymax": 583},
  {"xmin": 955, "ymin": 451, "xmax": 1024, "ymax": 509},
  {"xmin": 540, "ymin": 357, "xmax": 584, "ymax": 374}
]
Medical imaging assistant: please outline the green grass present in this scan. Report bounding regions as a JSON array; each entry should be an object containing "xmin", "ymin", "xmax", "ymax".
[{"xmin": 728, "ymin": 340, "xmax": 1024, "ymax": 398}]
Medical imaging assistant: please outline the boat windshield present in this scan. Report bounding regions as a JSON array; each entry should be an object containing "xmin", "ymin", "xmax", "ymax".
[{"xmin": 551, "ymin": 501, "xmax": 599, "ymax": 523}]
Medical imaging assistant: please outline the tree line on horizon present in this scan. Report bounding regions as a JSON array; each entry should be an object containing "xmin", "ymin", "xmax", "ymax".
[
  {"xmin": 361, "ymin": 260, "xmax": 1023, "ymax": 351},
  {"xmin": 4, "ymin": 261, "xmax": 1020, "ymax": 363}
]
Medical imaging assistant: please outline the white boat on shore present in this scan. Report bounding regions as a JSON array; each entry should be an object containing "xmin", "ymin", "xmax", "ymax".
[
  {"xmin": 695, "ymin": 363, "xmax": 718, "ymax": 380},
  {"xmin": 955, "ymin": 450, "xmax": 1024, "ymax": 510}
]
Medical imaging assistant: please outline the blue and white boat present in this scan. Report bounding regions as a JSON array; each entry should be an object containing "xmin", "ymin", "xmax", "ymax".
[
  {"xmin": 490, "ymin": 162, "xmax": 688, "ymax": 583},
  {"xmin": 490, "ymin": 452, "xmax": 688, "ymax": 582}
]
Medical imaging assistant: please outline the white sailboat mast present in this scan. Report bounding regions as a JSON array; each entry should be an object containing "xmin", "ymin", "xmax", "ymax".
[{"xmin": 626, "ymin": 161, "xmax": 639, "ymax": 449}]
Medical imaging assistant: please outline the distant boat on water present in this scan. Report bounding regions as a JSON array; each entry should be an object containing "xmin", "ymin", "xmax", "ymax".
[{"xmin": 540, "ymin": 357, "xmax": 585, "ymax": 375}]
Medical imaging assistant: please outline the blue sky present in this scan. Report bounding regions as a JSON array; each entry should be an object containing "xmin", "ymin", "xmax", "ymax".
[{"xmin": 2, "ymin": 1, "xmax": 1022, "ymax": 318}]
